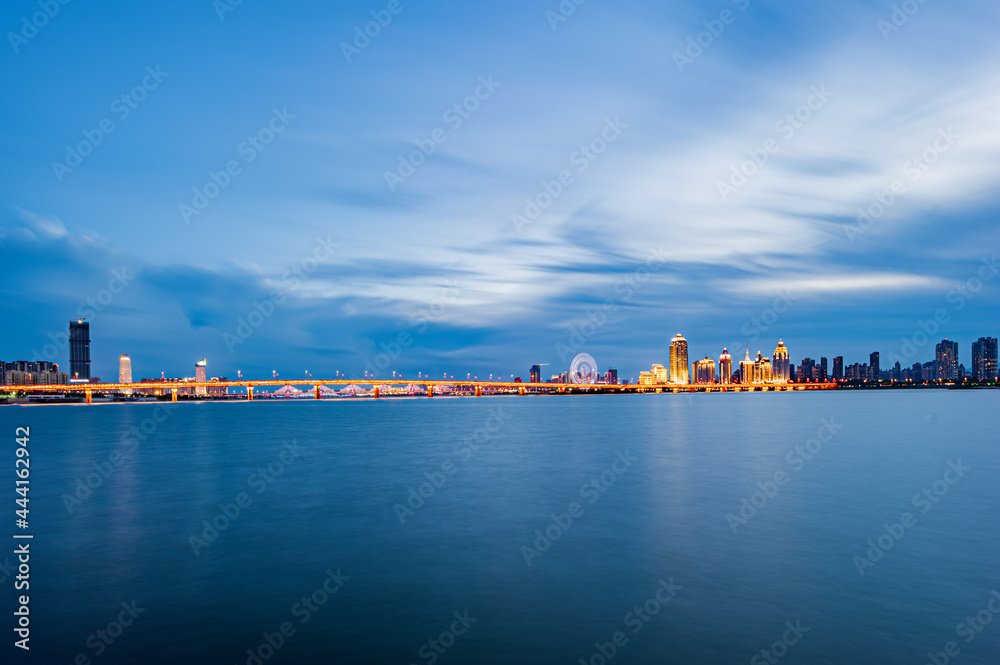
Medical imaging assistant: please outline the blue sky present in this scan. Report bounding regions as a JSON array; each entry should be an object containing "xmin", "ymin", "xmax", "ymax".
[{"xmin": 1, "ymin": 0, "xmax": 999, "ymax": 381}]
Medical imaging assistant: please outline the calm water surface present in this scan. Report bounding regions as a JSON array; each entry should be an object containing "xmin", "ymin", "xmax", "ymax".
[{"xmin": 3, "ymin": 390, "xmax": 999, "ymax": 664}]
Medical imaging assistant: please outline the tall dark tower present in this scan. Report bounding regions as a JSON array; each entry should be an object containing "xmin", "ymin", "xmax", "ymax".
[{"xmin": 69, "ymin": 319, "xmax": 91, "ymax": 381}]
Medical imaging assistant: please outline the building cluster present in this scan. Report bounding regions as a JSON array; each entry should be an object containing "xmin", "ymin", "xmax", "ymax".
[
  {"xmin": 531, "ymin": 363, "xmax": 621, "ymax": 385},
  {"xmin": 889, "ymin": 337, "xmax": 997, "ymax": 382},
  {"xmin": 638, "ymin": 335, "xmax": 792, "ymax": 386},
  {"xmin": 1, "ymin": 319, "xmax": 227, "ymax": 396},
  {"xmin": 821, "ymin": 338, "xmax": 998, "ymax": 384},
  {"xmin": 631, "ymin": 334, "xmax": 1000, "ymax": 387},
  {"xmin": 0, "ymin": 361, "xmax": 69, "ymax": 386},
  {"xmin": 127, "ymin": 357, "xmax": 226, "ymax": 396}
]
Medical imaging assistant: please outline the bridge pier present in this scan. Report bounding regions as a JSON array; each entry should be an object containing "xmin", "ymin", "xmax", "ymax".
[
  {"xmin": 427, "ymin": 385, "xmax": 434, "ymax": 398},
  {"xmin": 315, "ymin": 385, "xmax": 321, "ymax": 400},
  {"xmin": 171, "ymin": 389, "xmax": 178, "ymax": 402},
  {"xmin": 373, "ymin": 386, "xmax": 380, "ymax": 399},
  {"xmin": 85, "ymin": 390, "xmax": 92, "ymax": 404},
  {"xmin": 247, "ymin": 386, "xmax": 254, "ymax": 401},
  {"xmin": 518, "ymin": 387, "xmax": 525, "ymax": 396},
  {"xmin": 474, "ymin": 385, "xmax": 481, "ymax": 397}
]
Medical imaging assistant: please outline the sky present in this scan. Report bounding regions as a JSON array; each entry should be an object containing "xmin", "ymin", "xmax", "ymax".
[{"xmin": 1, "ymin": 0, "xmax": 999, "ymax": 382}]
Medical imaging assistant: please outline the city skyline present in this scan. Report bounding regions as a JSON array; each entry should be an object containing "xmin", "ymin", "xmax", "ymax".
[{"xmin": 3, "ymin": 319, "xmax": 998, "ymax": 388}]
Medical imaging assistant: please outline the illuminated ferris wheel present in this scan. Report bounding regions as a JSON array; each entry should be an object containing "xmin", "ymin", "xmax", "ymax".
[{"xmin": 570, "ymin": 353, "xmax": 598, "ymax": 384}]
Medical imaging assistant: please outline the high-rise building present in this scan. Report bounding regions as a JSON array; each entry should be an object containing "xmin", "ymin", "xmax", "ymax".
[
  {"xmin": 694, "ymin": 357, "xmax": 716, "ymax": 384},
  {"xmin": 740, "ymin": 348, "xmax": 755, "ymax": 385},
  {"xmin": 771, "ymin": 340, "xmax": 790, "ymax": 383},
  {"xmin": 69, "ymin": 319, "xmax": 91, "ymax": 382},
  {"xmin": 119, "ymin": 354, "xmax": 133, "ymax": 395},
  {"xmin": 119, "ymin": 355, "xmax": 132, "ymax": 383},
  {"xmin": 719, "ymin": 348, "xmax": 732, "ymax": 384},
  {"xmin": 972, "ymin": 337, "xmax": 998, "ymax": 381},
  {"xmin": 753, "ymin": 351, "xmax": 773, "ymax": 384},
  {"xmin": 819, "ymin": 357, "xmax": 829, "ymax": 383},
  {"xmin": 604, "ymin": 368, "xmax": 618, "ymax": 385},
  {"xmin": 669, "ymin": 334, "xmax": 689, "ymax": 385},
  {"xmin": 935, "ymin": 340, "xmax": 959, "ymax": 381},
  {"xmin": 530, "ymin": 365, "xmax": 542, "ymax": 384},
  {"xmin": 798, "ymin": 358, "xmax": 815, "ymax": 383},
  {"xmin": 195, "ymin": 359, "xmax": 207, "ymax": 396},
  {"xmin": 832, "ymin": 356, "xmax": 844, "ymax": 381},
  {"xmin": 869, "ymin": 352, "xmax": 880, "ymax": 383}
]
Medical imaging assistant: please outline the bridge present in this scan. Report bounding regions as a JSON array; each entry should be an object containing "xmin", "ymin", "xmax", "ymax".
[{"xmin": 0, "ymin": 378, "xmax": 837, "ymax": 403}]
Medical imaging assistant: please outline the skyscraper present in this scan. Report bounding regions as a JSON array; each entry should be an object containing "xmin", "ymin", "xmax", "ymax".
[
  {"xmin": 119, "ymin": 354, "xmax": 133, "ymax": 395},
  {"xmin": 530, "ymin": 365, "xmax": 542, "ymax": 384},
  {"xmin": 972, "ymin": 337, "xmax": 998, "ymax": 381},
  {"xmin": 669, "ymin": 334, "xmax": 689, "ymax": 385},
  {"xmin": 935, "ymin": 340, "xmax": 959, "ymax": 381},
  {"xmin": 740, "ymin": 348, "xmax": 755, "ymax": 385},
  {"xmin": 195, "ymin": 359, "xmax": 207, "ymax": 396},
  {"xmin": 832, "ymin": 356, "xmax": 844, "ymax": 381},
  {"xmin": 694, "ymin": 358, "xmax": 716, "ymax": 384},
  {"xmin": 771, "ymin": 340, "xmax": 790, "ymax": 383},
  {"xmin": 870, "ymin": 352, "xmax": 880, "ymax": 383},
  {"xmin": 719, "ymin": 348, "xmax": 732, "ymax": 384},
  {"xmin": 69, "ymin": 319, "xmax": 91, "ymax": 382},
  {"xmin": 799, "ymin": 358, "xmax": 815, "ymax": 382}
]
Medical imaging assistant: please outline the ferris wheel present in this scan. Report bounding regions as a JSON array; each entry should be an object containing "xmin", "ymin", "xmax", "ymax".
[{"xmin": 570, "ymin": 353, "xmax": 598, "ymax": 384}]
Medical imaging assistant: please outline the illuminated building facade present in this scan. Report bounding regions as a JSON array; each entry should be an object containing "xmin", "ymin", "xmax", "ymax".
[
  {"xmin": 719, "ymin": 348, "xmax": 732, "ymax": 384},
  {"xmin": 739, "ymin": 349, "xmax": 775, "ymax": 385},
  {"xmin": 195, "ymin": 359, "xmax": 208, "ymax": 395},
  {"xmin": 771, "ymin": 340, "xmax": 790, "ymax": 383},
  {"xmin": 972, "ymin": 337, "xmax": 997, "ymax": 381},
  {"xmin": 119, "ymin": 354, "xmax": 133, "ymax": 395},
  {"xmin": 639, "ymin": 364, "xmax": 669, "ymax": 386},
  {"xmin": 669, "ymin": 334, "xmax": 689, "ymax": 385},
  {"xmin": 753, "ymin": 352, "xmax": 773, "ymax": 384},
  {"xmin": 935, "ymin": 340, "xmax": 959, "ymax": 381},
  {"xmin": 694, "ymin": 358, "xmax": 716, "ymax": 384},
  {"xmin": 740, "ymin": 348, "xmax": 755, "ymax": 385}
]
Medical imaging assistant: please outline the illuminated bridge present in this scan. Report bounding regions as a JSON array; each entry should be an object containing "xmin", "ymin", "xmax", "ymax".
[{"xmin": 1, "ymin": 378, "xmax": 837, "ymax": 403}]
